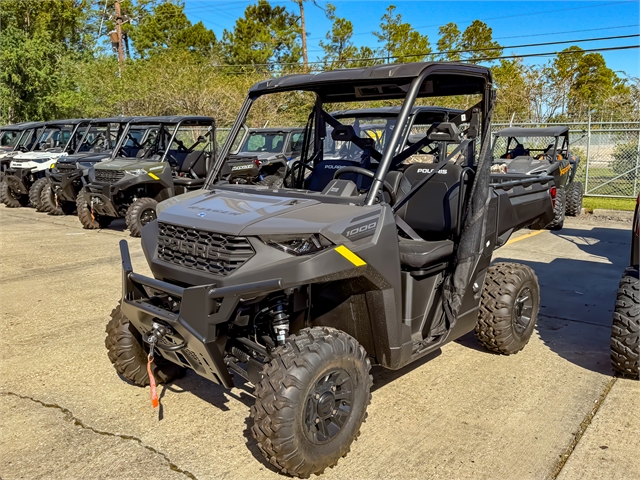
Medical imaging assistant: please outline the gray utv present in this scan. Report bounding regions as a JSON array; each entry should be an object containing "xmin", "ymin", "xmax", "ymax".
[
  {"xmin": 42, "ymin": 117, "xmax": 148, "ymax": 218},
  {"xmin": 106, "ymin": 62, "xmax": 555, "ymax": 477},
  {"xmin": 81, "ymin": 116, "xmax": 215, "ymax": 236},
  {"xmin": 226, "ymin": 127, "xmax": 305, "ymax": 187},
  {"xmin": 492, "ymin": 126, "xmax": 581, "ymax": 228}
]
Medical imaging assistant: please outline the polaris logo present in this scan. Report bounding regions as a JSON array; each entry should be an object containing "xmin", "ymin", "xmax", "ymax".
[
  {"xmin": 324, "ymin": 164, "xmax": 344, "ymax": 169},
  {"xmin": 231, "ymin": 164, "xmax": 254, "ymax": 171},
  {"xmin": 159, "ymin": 237, "xmax": 221, "ymax": 259},
  {"xmin": 417, "ymin": 168, "xmax": 447, "ymax": 174}
]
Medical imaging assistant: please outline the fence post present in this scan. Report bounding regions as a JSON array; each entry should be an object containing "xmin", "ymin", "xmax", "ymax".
[
  {"xmin": 584, "ymin": 113, "xmax": 591, "ymax": 195},
  {"xmin": 634, "ymin": 127, "xmax": 640, "ymax": 197}
]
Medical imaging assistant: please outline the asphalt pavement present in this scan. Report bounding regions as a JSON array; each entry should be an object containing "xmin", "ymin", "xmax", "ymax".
[{"xmin": 0, "ymin": 206, "xmax": 638, "ymax": 480}]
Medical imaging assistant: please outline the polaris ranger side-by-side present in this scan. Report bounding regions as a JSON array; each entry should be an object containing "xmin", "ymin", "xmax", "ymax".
[
  {"xmin": 226, "ymin": 127, "xmax": 305, "ymax": 187},
  {"xmin": 82, "ymin": 116, "xmax": 215, "ymax": 236},
  {"xmin": 106, "ymin": 62, "xmax": 554, "ymax": 477},
  {"xmin": 2, "ymin": 119, "xmax": 89, "ymax": 210},
  {"xmin": 492, "ymin": 126, "xmax": 582, "ymax": 229},
  {"xmin": 0, "ymin": 122, "xmax": 46, "ymax": 199},
  {"xmin": 42, "ymin": 117, "xmax": 141, "ymax": 217}
]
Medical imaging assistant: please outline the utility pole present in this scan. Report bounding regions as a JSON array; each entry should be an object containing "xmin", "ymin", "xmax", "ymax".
[
  {"xmin": 296, "ymin": 0, "xmax": 308, "ymax": 71},
  {"xmin": 114, "ymin": 0, "xmax": 125, "ymax": 71}
]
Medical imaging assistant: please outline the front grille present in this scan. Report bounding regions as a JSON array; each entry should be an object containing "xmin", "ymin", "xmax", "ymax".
[
  {"xmin": 157, "ymin": 222, "xmax": 255, "ymax": 276},
  {"xmin": 57, "ymin": 163, "xmax": 78, "ymax": 172},
  {"xmin": 94, "ymin": 169, "xmax": 124, "ymax": 183}
]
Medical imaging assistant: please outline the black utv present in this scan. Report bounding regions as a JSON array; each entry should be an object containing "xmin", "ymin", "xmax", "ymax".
[
  {"xmin": 226, "ymin": 127, "xmax": 305, "ymax": 187},
  {"xmin": 2, "ymin": 119, "xmax": 89, "ymax": 210},
  {"xmin": 492, "ymin": 126, "xmax": 582, "ymax": 229},
  {"xmin": 611, "ymin": 194, "xmax": 639, "ymax": 379},
  {"xmin": 81, "ymin": 116, "xmax": 215, "ymax": 236},
  {"xmin": 106, "ymin": 62, "xmax": 554, "ymax": 477},
  {"xmin": 42, "ymin": 117, "xmax": 144, "ymax": 217}
]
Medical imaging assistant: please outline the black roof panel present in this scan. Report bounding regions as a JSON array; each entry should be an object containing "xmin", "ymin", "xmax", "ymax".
[
  {"xmin": 126, "ymin": 115, "xmax": 214, "ymax": 124},
  {"xmin": 495, "ymin": 126, "xmax": 569, "ymax": 137},
  {"xmin": 249, "ymin": 62, "xmax": 491, "ymax": 102}
]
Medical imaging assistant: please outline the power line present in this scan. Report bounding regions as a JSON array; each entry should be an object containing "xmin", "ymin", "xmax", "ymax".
[
  {"xmin": 213, "ymin": 34, "xmax": 640, "ymax": 68},
  {"xmin": 307, "ymin": 0, "xmax": 637, "ymax": 40},
  {"xmin": 214, "ymin": 44, "xmax": 639, "ymax": 74}
]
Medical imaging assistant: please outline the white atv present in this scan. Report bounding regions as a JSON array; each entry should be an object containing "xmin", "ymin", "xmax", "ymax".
[{"xmin": 2, "ymin": 119, "xmax": 89, "ymax": 210}]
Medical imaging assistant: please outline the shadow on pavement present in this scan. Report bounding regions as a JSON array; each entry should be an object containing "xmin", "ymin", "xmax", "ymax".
[{"xmin": 487, "ymin": 225, "xmax": 630, "ymax": 375}]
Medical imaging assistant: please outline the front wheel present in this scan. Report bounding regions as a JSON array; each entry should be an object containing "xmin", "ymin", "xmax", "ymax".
[
  {"xmin": 76, "ymin": 187, "xmax": 113, "ymax": 229},
  {"xmin": 126, "ymin": 197, "xmax": 157, "ymax": 237},
  {"xmin": 105, "ymin": 302, "xmax": 186, "ymax": 386},
  {"xmin": 29, "ymin": 177, "xmax": 48, "ymax": 212},
  {"xmin": 1, "ymin": 181, "xmax": 29, "ymax": 208},
  {"xmin": 476, "ymin": 262, "xmax": 540, "ymax": 355},
  {"xmin": 611, "ymin": 268, "xmax": 639, "ymax": 379},
  {"xmin": 251, "ymin": 327, "xmax": 372, "ymax": 478}
]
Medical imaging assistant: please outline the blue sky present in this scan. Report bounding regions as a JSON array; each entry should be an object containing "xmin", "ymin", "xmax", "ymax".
[{"xmin": 181, "ymin": 0, "xmax": 640, "ymax": 77}]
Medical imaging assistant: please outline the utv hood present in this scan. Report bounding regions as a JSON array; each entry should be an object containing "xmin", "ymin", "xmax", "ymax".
[
  {"xmin": 12, "ymin": 151, "xmax": 66, "ymax": 162},
  {"xmin": 95, "ymin": 158, "xmax": 165, "ymax": 172},
  {"xmin": 158, "ymin": 189, "xmax": 373, "ymax": 237},
  {"xmin": 59, "ymin": 152, "xmax": 112, "ymax": 166}
]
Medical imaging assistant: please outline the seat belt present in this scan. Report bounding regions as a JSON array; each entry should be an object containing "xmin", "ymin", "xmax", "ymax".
[{"xmin": 395, "ymin": 215, "xmax": 423, "ymax": 241}]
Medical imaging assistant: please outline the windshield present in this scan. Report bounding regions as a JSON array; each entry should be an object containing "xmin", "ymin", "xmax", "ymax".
[
  {"xmin": 324, "ymin": 117, "xmax": 397, "ymax": 163},
  {"xmin": 34, "ymin": 124, "xmax": 77, "ymax": 151},
  {"xmin": 0, "ymin": 130, "xmax": 22, "ymax": 149},
  {"xmin": 495, "ymin": 136, "xmax": 564, "ymax": 160},
  {"xmin": 77, "ymin": 123, "xmax": 122, "ymax": 153},
  {"xmin": 116, "ymin": 125, "xmax": 161, "ymax": 159},
  {"xmin": 241, "ymin": 132, "xmax": 286, "ymax": 154}
]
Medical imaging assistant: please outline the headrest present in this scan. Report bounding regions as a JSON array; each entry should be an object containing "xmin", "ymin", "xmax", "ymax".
[{"xmin": 427, "ymin": 122, "xmax": 462, "ymax": 143}]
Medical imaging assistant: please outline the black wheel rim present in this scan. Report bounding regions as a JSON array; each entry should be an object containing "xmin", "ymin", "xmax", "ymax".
[
  {"xmin": 303, "ymin": 368, "xmax": 354, "ymax": 444},
  {"xmin": 140, "ymin": 208, "xmax": 156, "ymax": 226},
  {"xmin": 513, "ymin": 287, "xmax": 534, "ymax": 334}
]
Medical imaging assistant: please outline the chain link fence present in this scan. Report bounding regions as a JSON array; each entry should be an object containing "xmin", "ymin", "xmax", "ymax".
[{"xmin": 492, "ymin": 119, "xmax": 640, "ymax": 198}]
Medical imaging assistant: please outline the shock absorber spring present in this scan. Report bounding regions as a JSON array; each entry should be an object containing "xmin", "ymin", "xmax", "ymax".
[{"xmin": 270, "ymin": 297, "xmax": 290, "ymax": 346}]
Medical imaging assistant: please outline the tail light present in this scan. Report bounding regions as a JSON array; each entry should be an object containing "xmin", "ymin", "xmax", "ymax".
[
  {"xmin": 253, "ymin": 158, "xmax": 261, "ymax": 167},
  {"xmin": 549, "ymin": 186, "xmax": 557, "ymax": 207}
]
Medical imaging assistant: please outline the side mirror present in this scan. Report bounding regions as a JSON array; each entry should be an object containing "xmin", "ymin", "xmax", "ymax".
[{"xmin": 427, "ymin": 122, "xmax": 462, "ymax": 143}]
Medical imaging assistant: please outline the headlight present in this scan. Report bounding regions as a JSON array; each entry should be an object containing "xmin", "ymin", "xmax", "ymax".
[
  {"xmin": 50, "ymin": 164, "xmax": 55, "ymax": 170},
  {"xmin": 125, "ymin": 169, "xmax": 148, "ymax": 176},
  {"xmin": 260, "ymin": 233, "xmax": 332, "ymax": 256}
]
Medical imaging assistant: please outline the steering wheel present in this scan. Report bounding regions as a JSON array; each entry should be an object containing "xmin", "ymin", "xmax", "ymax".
[
  {"xmin": 334, "ymin": 166, "xmax": 396, "ymax": 206},
  {"xmin": 285, "ymin": 160, "xmax": 314, "ymax": 187}
]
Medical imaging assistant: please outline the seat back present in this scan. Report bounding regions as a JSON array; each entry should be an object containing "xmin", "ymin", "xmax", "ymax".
[
  {"xmin": 396, "ymin": 163, "xmax": 465, "ymax": 238},
  {"xmin": 307, "ymin": 160, "xmax": 371, "ymax": 192},
  {"xmin": 178, "ymin": 150, "xmax": 207, "ymax": 177}
]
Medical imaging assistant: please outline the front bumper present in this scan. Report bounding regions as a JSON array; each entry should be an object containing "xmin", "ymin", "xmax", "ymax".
[
  {"xmin": 119, "ymin": 239, "xmax": 282, "ymax": 388},
  {"xmin": 48, "ymin": 169, "xmax": 84, "ymax": 202},
  {"xmin": 4, "ymin": 168, "xmax": 32, "ymax": 194},
  {"xmin": 84, "ymin": 182, "xmax": 119, "ymax": 217}
]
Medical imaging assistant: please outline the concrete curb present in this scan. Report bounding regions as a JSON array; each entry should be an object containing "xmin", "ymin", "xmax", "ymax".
[{"xmin": 591, "ymin": 209, "xmax": 634, "ymax": 221}]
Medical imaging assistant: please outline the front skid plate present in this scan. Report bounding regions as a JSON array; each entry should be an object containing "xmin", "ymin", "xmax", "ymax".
[{"xmin": 119, "ymin": 239, "xmax": 283, "ymax": 388}]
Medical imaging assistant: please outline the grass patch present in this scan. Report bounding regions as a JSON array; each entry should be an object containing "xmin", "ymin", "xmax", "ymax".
[{"xmin": 583, "ymin": 196, "xmax": 637, "ymax": 212}]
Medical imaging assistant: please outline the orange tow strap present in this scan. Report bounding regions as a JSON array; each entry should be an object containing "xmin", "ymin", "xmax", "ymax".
[{"xmin": 147, "ymin": 354, "xmax": 159, "ymax": 408}]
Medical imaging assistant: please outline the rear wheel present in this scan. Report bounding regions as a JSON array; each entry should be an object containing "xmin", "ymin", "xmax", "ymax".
[
  {"xmin": 29, "ymin": 177, "xmax": 48, "ymax": 211},
  {"xmin": 126, "ymin": 197, "xmax": 158, "ymax": 237},
  {"xmin": 546, "ymin": 187, "xmax": 565, "ymax": 230},
  {"xmin": 258, "ymin": 174, "xmax": 284, "ymax": 188},
  {"xmin": 76, "ymin": 187, "xmax": 113, "ymax": 229},
  {"xmin": 476, "ymin": 262, "xmax": 540, "ymax": 355},
  {"xmin": 251, "ymin": 327, "xmax": 372, "ymax": 478},
  {"xmin": 565, "ymin": 182, "xmax": 583, "ymax": 217},
  {"xmin": 105, "ymin": 302, "xmax": 185, "ymax": 387},
  {"xmin": 1, "ymin": 181, "xmax": 29, "ymax": 208},
  {"xmin": 611, "ymin": 268, "xmax": 639, "ymax": 379}
]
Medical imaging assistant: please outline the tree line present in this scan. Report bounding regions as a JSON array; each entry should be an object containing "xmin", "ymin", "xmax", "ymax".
[{"xmin": 0, "ymin": 0, "xmax": 637, "ymax": 125}]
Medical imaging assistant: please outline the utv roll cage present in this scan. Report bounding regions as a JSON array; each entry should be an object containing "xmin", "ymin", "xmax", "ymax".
[
  {"xmin": 208, "ymin": 62, "xmax": 492, "ymax": 208},
  {"xmin": 494, "ymin": 126, "xmax": 570, "ymax": 159},
  {"xmin": 112, "ymin": 115, "xmax": 215, "ymax": 170}
]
